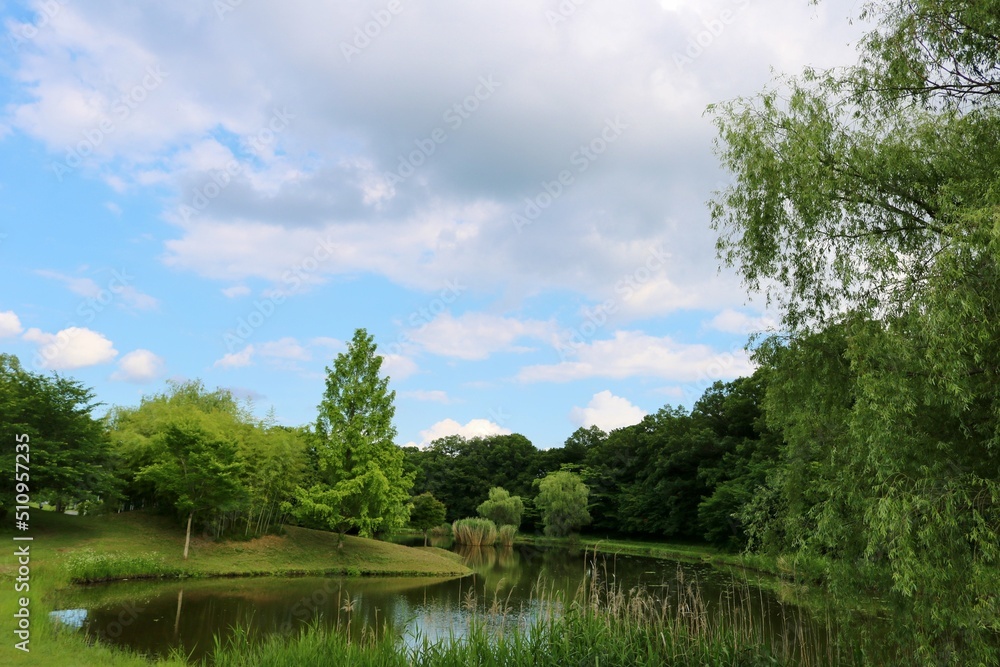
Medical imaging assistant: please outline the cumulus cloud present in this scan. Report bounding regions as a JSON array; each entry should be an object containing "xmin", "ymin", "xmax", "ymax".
[
  {"xmin": 518, "ymin": 330, "xmax": 753, "ymax": 383},
  {"xmin": 570, "ymin": 391, "xmax": 647, "ymax": 431},
  {"xmin": 408, "ymin": 312, "xmax": 556, "ymax": 360},
  {"xmin": 381, "ymin": 353, "xmax": 418, "ymax": 381},
  {"xmin": 214, "ymin": 345, "xmax": 254, "ymax": 369},
  {"xmin": 111, "ymin": 349, "xmax": 165, "ymax": 383},
  {"xmin": 4, "ymin": 0, "xmax": 863, "ymax": 310},
  {"xmin": 22, "ymin": 326, "xmax": 118, "ymax": 370},
  {"xmin": 0, "ymin": 311, "xmax": 23, "ymax": 338},
  {"xmin": 407, "ymin": 418, "xmax": 512, "ymax": 448}
]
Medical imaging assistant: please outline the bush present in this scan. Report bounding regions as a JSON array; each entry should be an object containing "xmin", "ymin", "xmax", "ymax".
[{"xmin": 452, "ymin": 518, "xmax": 498, "ymax": 546}]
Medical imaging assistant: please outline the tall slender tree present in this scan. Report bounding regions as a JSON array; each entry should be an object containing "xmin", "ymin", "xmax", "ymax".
[{"xmin": 287, "ymin": 329, "xmax": 412, "ymax": 541}]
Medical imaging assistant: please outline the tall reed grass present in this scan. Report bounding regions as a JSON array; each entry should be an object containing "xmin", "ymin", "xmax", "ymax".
[
  {"xmin": 204, "ymin": 545, "xmax": 852, "ymax": 666},
  {"xmin": 497, "ymin": 524, "xmax": 517, "ymax": 546},
  {"xmin": 451, "ymin": 518, "xmax": 497, "ymax": 546}
]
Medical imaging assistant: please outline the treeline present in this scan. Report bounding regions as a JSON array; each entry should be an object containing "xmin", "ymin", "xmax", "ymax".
[{"xmin": 404, "ymin": 373, "xmax": 776, "ymax": 550}]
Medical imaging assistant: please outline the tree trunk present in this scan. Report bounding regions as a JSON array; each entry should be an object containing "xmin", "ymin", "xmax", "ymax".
[
  {"xmin": 183, "ymin": 511, "xmax": 193, "ymax": 560},
  {"xmin": 423, "ymin": 531, "xmax": 428, "ymax": 547}
]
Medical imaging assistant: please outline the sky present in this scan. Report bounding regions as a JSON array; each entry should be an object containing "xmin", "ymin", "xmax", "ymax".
[{"xmin": 0, "ymin": 0, "xmax": 866, "ymax": 449}]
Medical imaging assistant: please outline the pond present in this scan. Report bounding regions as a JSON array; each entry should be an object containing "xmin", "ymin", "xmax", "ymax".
[{"xmin": 50, "ymin": 539, "xmax": 832, "ymax": 663}]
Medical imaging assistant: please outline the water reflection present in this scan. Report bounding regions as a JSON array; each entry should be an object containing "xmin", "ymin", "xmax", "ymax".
[{"xmin": 51, "ymin": 543, "xmax": 829, "ymax": 663}]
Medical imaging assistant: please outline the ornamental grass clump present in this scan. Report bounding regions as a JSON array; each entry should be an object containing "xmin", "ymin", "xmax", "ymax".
[{"xmin": 452, "ymin": 518, "xmax": 498, "ymax": 546}]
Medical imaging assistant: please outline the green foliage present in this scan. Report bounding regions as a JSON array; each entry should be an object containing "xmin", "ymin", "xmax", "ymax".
[
  {"xmin": 452, "ymin": 517, "xmax": 498, "ymax": 546},
  {"xmin": 709, "ymin": 0, "xmax": 1000, "ymax": 660},
  {"xmin": 66, "ymin": 549, "xmax": 180, "ymax": 583},
  {"xmin": 476, "ymin": 486, "xmax": 524, "ymax": 528},
  {"xmin": 535, "ymin": 471, "xmax": 591, "ymax": 537},
  {"xmin": 287, "ymin": 329, "xmax": 413, "ymax": 538},
  {"xmin": 409, "ymin": 492, "xmax": 447, "ymax": 545},
  {"xmin": 0, "ymin": 354, "xmax": 119, "ymax": 515},
  {"xmin": 408, "ymin": 433, "xmax": 542, "ymax": 526}
]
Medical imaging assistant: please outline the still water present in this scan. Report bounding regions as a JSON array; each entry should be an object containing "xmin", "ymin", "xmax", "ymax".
[{"xmin": 50, "ymin": 540, "xmax": 827, "ymax": 663}]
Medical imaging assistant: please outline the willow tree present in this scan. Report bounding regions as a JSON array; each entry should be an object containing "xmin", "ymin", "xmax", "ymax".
[
  {"xmin": 287, "ymin": 329, "xmax": 412, "ymax": 542},
  {"xmin": 709, "ymin": 0, "xmax": 1000, "ymax": 659}
]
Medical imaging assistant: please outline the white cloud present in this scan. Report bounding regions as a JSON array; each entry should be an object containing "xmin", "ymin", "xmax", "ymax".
[
  {"xmin": 408, "ymin": 312, "xmax": 556, "ymax": 360},
  {"xmin": 707, "ymin": 308, "xmax": 778, "ymax": 335},
  {"xmin": 381, "ymin": 354, "xmax": 418, "ymax": 381},
  {"xmin": 22, "ymin": 326, "xmax": 118, "ymax": 370},
  {"xmin": 111, "ymin": 349, "xmax": 165, "ymax": 383},
  {"xmin": 214, "ymin": 345, "xmax": 254, "ymax": 369},
  {"xmin": 570, "ymin": 391, "xmax": 647, "ymax": 431},
  {"xmin": 36, "ymin": 269, "xmax": 158, "ymax": 311},
  {"xmin": 259, "ymin": 337, "xmax": 311, "ymax": 361},
  {"xmin": 221, "ymin": 285, "xmax": 251, "ymax": 298},
  {"xmin": 401, "ymin": 390, "xmax": 452, "ymax": 404},
  {"xmin": 518, "ymin": 330, "xmax": 753, "ymax": 383},
  {"xmin": 407, "ymin": 418, "xmax": 512, "ymax": 448},
  {"xmin": 0, "ymin": 311, "xmax": 23, "ymax": 338},
  {"xmin": 4, "ymin": 1, "xmax": 863, "ymax": 309}
]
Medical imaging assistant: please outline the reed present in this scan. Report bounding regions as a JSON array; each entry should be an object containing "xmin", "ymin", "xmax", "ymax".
[
  {"xmin": 497, "ymin": 524, "xmax": 517, "ymax": 546},
  {"xmin": 451, "ymin": 518, "xmax": 498, "ymax": 546},
  {"xmin": 203, "ymin": 549, "xmax": 843, "ymax": 667}
]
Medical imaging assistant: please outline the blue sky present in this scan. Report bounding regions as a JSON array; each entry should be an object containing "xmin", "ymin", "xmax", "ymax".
[{"xmin": 0, "ymin": 0, "xmax": 864, "ymax": 449}]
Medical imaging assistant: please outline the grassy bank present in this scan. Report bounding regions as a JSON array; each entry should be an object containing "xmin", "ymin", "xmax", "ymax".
[
  {"xmin": 0, "ymin": 510, "xmax": 472, "ymax": 582},
  {"xmin": 0, "ymin": 510, "xmax": 470, "ymax": 666}
]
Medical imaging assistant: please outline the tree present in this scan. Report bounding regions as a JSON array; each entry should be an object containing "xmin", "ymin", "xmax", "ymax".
[
  {"xmin": 287, "ymin": 329, "xmax": 413, "ymax": 541},
  {"xmin": 535, "ymin": 471, "xmax": 591, "ymax": 537},
  {"xmin": 0, "ymin": 354, "xmax": 118, "ymax": 516},
  {"xmin": 409, "ymin": 492, "xmax": 447, "ymax": 546},
  {"xmin": 136, "ymin": 421, "xmax": 244, "ymax": 559},
  {"xmin": 709, "ymin": 0, "xmax": 1000, "ymax": 658},
  {"xmin": 476, "ymin": 487, "xmax": 524, "ymax": 528}
]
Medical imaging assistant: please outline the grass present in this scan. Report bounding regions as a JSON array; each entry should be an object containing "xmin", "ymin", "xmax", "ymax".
[
  {"xmin": 0, "ymin": 510, "xmax": 472, "ymax": 582},
  {"xmin": 0, "ymin": 510, "xmax": 471, "ymax": 666},
  {"xmin": 452, "ymin": 518, "xmax": 498, "ymax": 546},
  {"xmin": 203, "ymin": 547, "xmax": 842, "ymax": 667},
  {"xmin": 497, "ymin": 524, "xmax": 517, "ymax": 546}
]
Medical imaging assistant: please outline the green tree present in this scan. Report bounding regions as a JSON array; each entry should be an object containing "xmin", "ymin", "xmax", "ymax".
[
  {"xmin": 287, "ymin": 329, "xmax": 413, "ymax": 541},
  {"xmin": 0, "ymin": 354, "xmax": 118, "ymax": 516},
  {"xmin": 409, "ymin": 492, "xmax": 447, "ymax": 546},
  {"xmin": 136, "ymin": 421, "xmax": 244, "ymax": 559},
  {"xmin": 709, "ymin": 0, "xmax": 1000, "ymax": 658},
  {"xmin": 535, "ymin": 471, "xmax": 591, "ymax": 537},
  {"xmin": 476, "ymin": 486, "xmax": 524, "ymax": 528}
]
